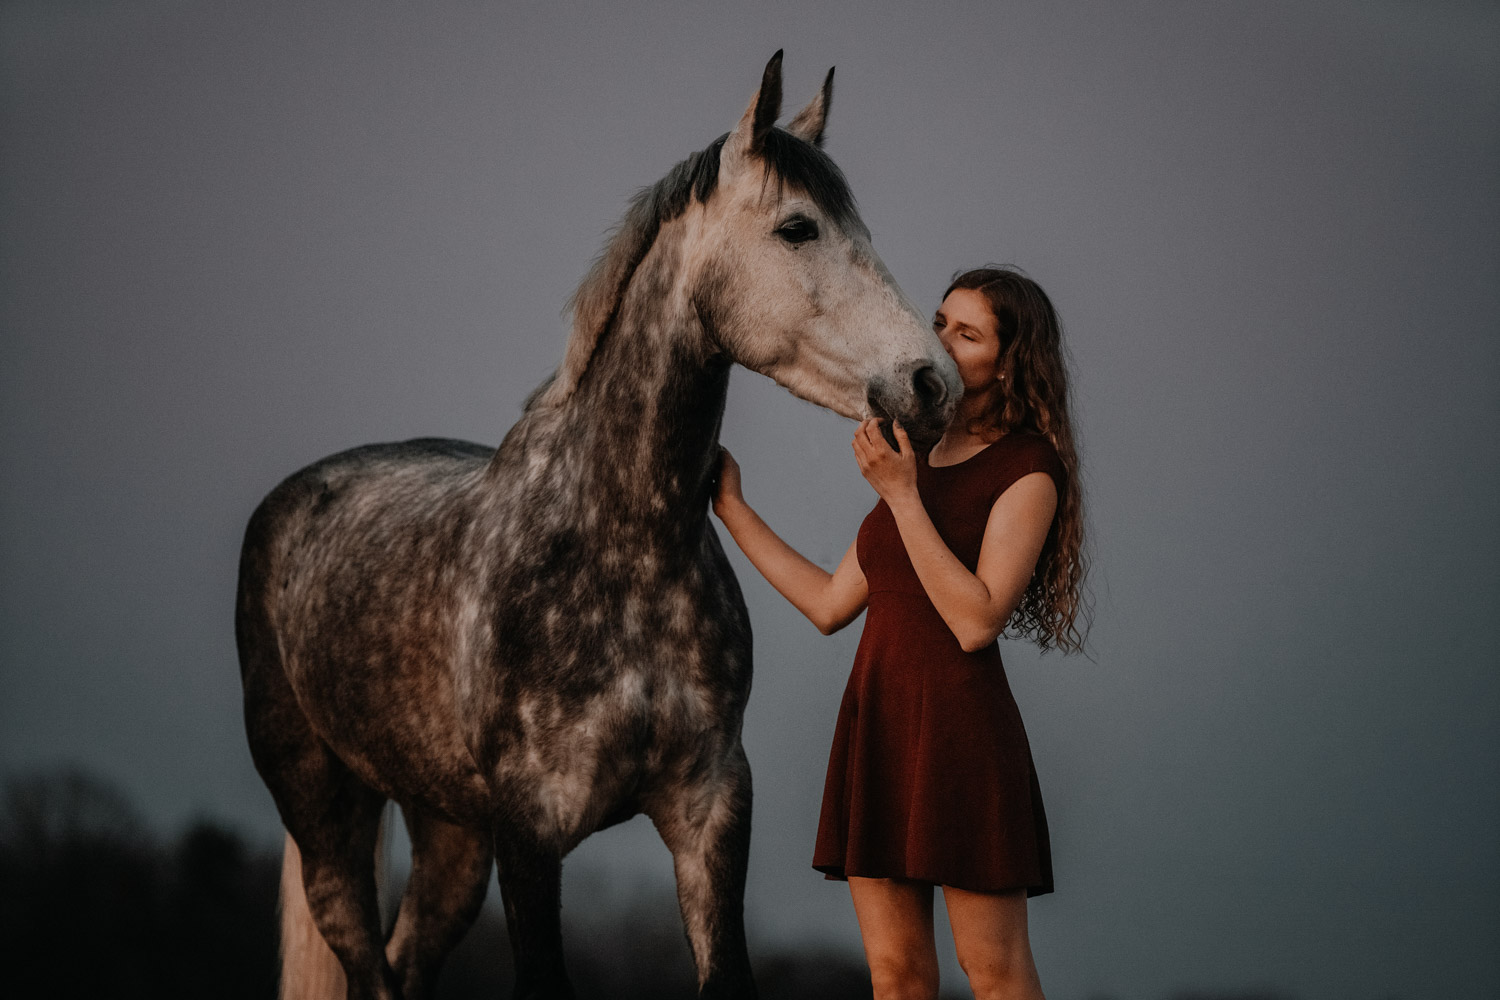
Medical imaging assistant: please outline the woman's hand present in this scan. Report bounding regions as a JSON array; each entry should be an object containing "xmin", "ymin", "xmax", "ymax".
[
  {"xmin": 711, "ymin": 446, "xmax": 744, "ymax": 520},
  {"xmin": 707, "ymin": 444, "xmax": 870, "ymax": 633},
  {"xmin": 852, "ymin": 418, "xmax": 919, "ymax": 507}
]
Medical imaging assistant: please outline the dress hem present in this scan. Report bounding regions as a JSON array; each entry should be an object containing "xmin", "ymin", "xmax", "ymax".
[{"xmin": 812, "ymin": 862, "xmax": 1054, "ymax": 898}]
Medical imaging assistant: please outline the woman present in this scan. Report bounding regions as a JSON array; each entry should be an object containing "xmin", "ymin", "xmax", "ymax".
[{"xmin": 712, "ymin": 266, "xmax": 1089, "ymax": 1000}]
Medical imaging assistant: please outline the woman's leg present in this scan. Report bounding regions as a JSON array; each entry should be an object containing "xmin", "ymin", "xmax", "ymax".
[
  {"xmin": 847, "ymin": 876, "xmax": 941, "ymax": 1000},
  {"xmin": 943, "ymin": 886, "xmax": 1045, "ymax": 1000}
]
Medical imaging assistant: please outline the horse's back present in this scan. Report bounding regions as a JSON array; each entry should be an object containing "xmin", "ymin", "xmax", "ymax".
[
  {"xmin": 241, "ymin": 436, "xmax": 491, "ymax": 564},
  {"xmin": 257, "ymin": 437, "xmax": 492, "ymax": 515}
]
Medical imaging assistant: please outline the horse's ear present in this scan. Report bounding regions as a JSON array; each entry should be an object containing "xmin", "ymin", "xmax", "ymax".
[
  {"xmin": 722, "ymin": 50, "xmax": 783, "ymax": 174},
  {"xmin": 786, "ymin": 67, "xmax": 834, "ymax": 146}
]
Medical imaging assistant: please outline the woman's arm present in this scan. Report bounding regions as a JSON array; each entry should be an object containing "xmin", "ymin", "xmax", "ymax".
[
  {"xmin": 711, "ymin": 448, "xmax": 869, "ymax": 635},
  {"xmin": 853, "ymin": 420, "xmax": 1057, "ymax": 653}
]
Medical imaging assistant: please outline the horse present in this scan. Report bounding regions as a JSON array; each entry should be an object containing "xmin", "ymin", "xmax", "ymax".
[{"xmin": 236, "ymin": 51, "xmax": 961, "ymax": 1000}]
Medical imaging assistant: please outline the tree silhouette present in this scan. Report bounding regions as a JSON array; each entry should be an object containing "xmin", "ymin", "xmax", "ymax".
[{"xmin": 0, "ymin": 768, "xmax": 1312, "ymax": 1000}]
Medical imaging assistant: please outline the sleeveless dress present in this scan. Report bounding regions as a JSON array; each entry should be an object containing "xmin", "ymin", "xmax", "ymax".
[{"xmin": 811, "ymin": 431, "xmax": 1065, "ymax": 896}]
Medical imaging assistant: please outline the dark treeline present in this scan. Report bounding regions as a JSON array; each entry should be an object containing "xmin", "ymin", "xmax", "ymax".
[
  {"xmin": 0, "ymin": 768, "xmax": 279, "ymax": 998},
  {"xmin": 0, "ymin": 768, "xmax": 879, "ymax": 999},
  {"xmin": 0, "ymin": 768, "xmax": 1300, "ymax": 1000}
]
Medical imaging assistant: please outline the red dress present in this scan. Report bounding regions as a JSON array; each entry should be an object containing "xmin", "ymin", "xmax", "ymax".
[{"xmin": 812, "ymin": 431, "xmax": 1064, "ymax": 896}]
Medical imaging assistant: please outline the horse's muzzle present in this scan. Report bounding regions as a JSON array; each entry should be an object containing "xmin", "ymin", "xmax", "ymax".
[{"xmin": 867, "ymin": 361, "xmax": 957, "ymax": 454}]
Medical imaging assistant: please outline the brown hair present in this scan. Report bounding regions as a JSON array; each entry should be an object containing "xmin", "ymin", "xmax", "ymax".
[{"xmin": 943, "ymin": 266, "xmax": 1092, "ymax": 655}]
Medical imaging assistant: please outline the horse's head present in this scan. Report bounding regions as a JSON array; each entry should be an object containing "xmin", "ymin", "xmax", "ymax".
[
  {"xmin": 542, "ymin": 52, "xmax": 960, "ymax": 451},
  {"xmin": 688, "ymin": 52, "xmax": 961, "ymax": 451}
]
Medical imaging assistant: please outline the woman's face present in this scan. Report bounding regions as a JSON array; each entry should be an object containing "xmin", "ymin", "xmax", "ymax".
[{"xmin": 933, "ymin": 288, "xmax": 1003, "ymax": 395}]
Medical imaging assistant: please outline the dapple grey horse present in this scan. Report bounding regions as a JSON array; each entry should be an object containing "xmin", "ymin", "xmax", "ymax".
[{"xmin": 236, "ymin": 52, "xmax": 961, "ymax": 1000}]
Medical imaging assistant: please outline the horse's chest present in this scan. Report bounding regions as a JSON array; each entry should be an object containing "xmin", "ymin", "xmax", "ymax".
[
  {"xmin": 495, "ymin": 558, "xmax": 745, "ymax": 681},
  {"xmin": 478, "ymin": 547, "xmax": 749, "ymax": 844},
  {"xmin": 497, "ymin": 667, "xmax": 725, "ymax": 845},
  {"xmin": 531, "ymin": 668, "xmax": 717, "ymax": 761}
]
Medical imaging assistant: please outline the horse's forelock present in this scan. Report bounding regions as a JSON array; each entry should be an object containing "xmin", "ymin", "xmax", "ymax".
[{"xmin": 755, "ymin": 128, "xmax": 859, "ymax": 230}]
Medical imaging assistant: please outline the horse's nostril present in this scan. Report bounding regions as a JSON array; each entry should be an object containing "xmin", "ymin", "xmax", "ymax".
[{"xmin": 912, "ymin": 365, "xmax": 947, "ymax": 409}]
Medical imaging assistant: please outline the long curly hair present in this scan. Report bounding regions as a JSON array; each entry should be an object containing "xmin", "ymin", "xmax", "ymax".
[{"xmin": 943, "ymin": 266, "xmax": 1092, "ymax": 655}]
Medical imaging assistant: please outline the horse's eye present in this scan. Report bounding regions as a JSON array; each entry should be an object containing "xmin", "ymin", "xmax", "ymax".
[{"xmin": 776, "ymin": 217, "xmax": 819, "ymax": 245}]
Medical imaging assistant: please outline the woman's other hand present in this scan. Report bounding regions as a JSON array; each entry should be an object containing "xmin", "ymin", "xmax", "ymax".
[
  {"xmin": 853, "ymin": 418, "xmax": 918, "ymax": 507},
  {"xmin": 711, "ymin": 446, "xmax": 744, "ymax": 520}
]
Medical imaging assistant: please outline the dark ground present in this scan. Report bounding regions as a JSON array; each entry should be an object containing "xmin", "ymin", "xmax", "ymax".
[{"xmin": 0, "ymin": 768, "xmax": 1301, "ymax": 1000}]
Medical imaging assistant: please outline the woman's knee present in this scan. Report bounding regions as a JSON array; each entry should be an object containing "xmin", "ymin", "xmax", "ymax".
[
  {"xmin": 958, "ymin": 947, "xmax": 1042, "ymax": 1000},
  {"xmin": 867, "ymin": 951, "xmax": 941, "ymax": 1000}
]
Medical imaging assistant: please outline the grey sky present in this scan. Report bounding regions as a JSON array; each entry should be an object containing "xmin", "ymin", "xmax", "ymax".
[{"xmin": 2, "ymin": 3, "xmax": 1496, "ymax": 998}]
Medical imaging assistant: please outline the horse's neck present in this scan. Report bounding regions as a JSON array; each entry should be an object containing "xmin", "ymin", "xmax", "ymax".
[
  {"xmin": 566, "ymin": 323, "xmax": 729, "ymax": 525},
  {"xmin": 498, "ymin": 250, "xmax": 728, "ymax": 551}
]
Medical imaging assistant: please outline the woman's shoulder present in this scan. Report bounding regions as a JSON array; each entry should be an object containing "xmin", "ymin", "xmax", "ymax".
[
  {"xmin": 982, "ymin": 431, "xmax": 1066, "ymax": 499},
  {"xmin": 999, "ymin": 429, "xmax": 1061, "ymax": 461}
]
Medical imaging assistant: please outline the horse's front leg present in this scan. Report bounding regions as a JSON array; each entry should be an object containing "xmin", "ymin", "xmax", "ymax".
[
  {"xmin": 649, "ymin": 742, "xmax": 757, "ymax": 1000},
  {"xmin": 493, "ymin": 825, "xmax": 574, "ymax": 1000}
]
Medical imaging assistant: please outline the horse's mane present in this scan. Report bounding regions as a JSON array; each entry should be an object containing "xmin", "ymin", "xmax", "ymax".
[{"xmin": 529, "ymin": 128, "xmax": 859, "ymax": 409}]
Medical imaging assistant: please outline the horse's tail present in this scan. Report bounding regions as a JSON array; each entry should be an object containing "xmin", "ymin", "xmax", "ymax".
[{"xmin": 278, "ymin": 832, "xmax": 346, "ymax": 1000}]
